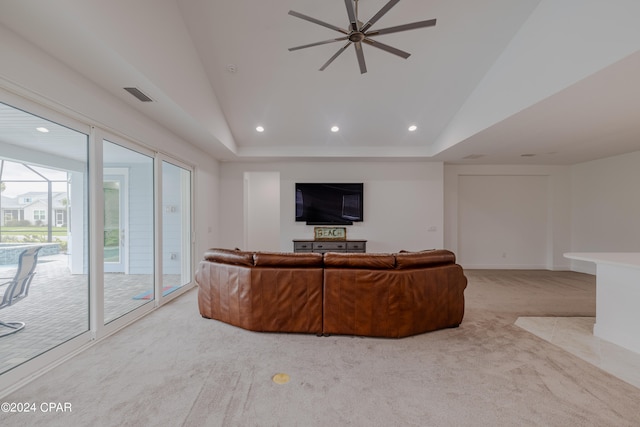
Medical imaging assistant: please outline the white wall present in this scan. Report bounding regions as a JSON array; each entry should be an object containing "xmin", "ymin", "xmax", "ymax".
[
  {"xmin": 219, "ymin": 161, "xmax": 444, "ymax": 253},
  {"xmin": 457, "ymin": 175, "xmax": 548, "ymax": 268},
  {"xmin": 244, "ymin": 171, "xmax": 280, "ymax": 251},
  {"xmin": 0, "ymin": 23, "xmax": 221, "ymax": 260},
  {"xmin": 444, "ymin": 164, "xmax": 572, "ymax": 270},
  {"xmin": 569, "ymin": 150, "xmax": 640, "ymax": 273}
]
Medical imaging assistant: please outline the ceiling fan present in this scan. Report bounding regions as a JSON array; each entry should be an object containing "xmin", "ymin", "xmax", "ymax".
[{"xmin": 288, "ymin": 0, "xmax": 436, "ymax": 74}]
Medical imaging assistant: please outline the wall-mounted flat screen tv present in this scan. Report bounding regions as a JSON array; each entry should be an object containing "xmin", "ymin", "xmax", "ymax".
[{"xmin": 295, "ymin": 183, "xmax": 363, "ymax": 225}]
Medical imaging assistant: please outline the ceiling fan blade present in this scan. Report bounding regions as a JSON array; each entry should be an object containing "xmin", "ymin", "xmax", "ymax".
[
  {"xmin": 288, "ymin": 10, "xmax": 348, "ymax": 35},
  {"xmin": 344, "ymin": 0, "xmax": 359, "ymax": 32},
  {"xmin": 289, "ymin": 37, "xmax": 349, "ymax": 52},
  {"xmin": 360, "ymin": 0, "xmax": 400, "ymax": 33},
  {"xmin": 362, "ymin": 38, "xmax": 410, "ymax": 59},
  {"xmin": 319, "ymin": 42, "xmax": 352, "ymax": 71},
  {"xmin": 354, "ymin": 42, "xmax": 367, "ymax": 74},
  {"xmin": 366, "ymin": 18, "xmax": 437, "ymax": 37}
]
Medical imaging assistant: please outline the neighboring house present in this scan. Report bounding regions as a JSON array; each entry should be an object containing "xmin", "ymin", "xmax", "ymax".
[{"xmin": 0, "ymin": 191, "xmax": 67, "ymax": 227}]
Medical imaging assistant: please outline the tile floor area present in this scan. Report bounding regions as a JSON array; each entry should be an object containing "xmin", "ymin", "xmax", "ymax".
[
  {"xmin": 515, "ymin": 316, "xmax": 640, "ymax": 390},
  {"xmin": 0, "ymin": 253, "xmax": 182, "ymax": 375}
]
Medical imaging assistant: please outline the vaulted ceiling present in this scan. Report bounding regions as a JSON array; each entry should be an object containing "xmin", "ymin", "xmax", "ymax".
[{"xmin": 1, "ymin": 0, "xmax": 639, "ymax": 164}]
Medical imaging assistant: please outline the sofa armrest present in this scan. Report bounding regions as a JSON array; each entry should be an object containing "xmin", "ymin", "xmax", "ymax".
[{"xmin": 203, "ymin": 248, "xmax": 254, "ymax": 266}]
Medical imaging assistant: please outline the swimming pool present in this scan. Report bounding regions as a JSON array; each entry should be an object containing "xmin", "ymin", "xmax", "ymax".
[{"xmin": 0, "ymin": 243, "xmax": 60, "ymax": 265}]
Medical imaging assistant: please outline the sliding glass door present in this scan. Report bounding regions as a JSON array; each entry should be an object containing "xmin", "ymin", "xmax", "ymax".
[
  {"xmin": 103, "ymin": 141, "xmax": 154, "ymax": 324},
  {"xmin": 0, "ymin": 95, "xmax": 195, "ymax": 391}
]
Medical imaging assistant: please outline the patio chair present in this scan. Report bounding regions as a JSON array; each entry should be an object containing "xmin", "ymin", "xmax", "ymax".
[{"xmin": 0, "ymin": 246, "xmax": 42, "ymax": 337}]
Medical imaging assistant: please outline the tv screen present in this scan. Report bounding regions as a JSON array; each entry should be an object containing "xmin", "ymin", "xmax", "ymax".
[{"xmin": 295, "ymin": 183, "xmax": 363, "ymax": 225}]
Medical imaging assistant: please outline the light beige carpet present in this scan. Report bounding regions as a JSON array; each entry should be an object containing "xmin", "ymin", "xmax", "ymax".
[{"xmin": 1, "ymin": 270, "xmax": 639, "ymax": 427}]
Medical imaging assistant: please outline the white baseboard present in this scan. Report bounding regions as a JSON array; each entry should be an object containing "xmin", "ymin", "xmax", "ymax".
[{"xmin": 461, "ymin": 264, "xmax": 551, "ymax": 270}]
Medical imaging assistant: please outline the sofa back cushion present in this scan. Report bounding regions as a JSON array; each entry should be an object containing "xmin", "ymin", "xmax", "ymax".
[
  {"xmin": 254, "ymin": 251, "xmax": 323, "ymax": 267},
  {"xmin": 395, "ymin": 249, "xmax": 456, "ymax": 269},
  {"xmin": 323, "ymin": 252, "xmax": 396, "ymax": 269}
]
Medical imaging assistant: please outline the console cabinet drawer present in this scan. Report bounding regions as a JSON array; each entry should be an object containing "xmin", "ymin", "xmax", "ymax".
[
  {"xmin": 293, "ymin": 241, "xmax": 313, "ymax": 252},
  {"xmin": 293, "ymin": 240, "xmax": 366, "ymax": 253},
  {"xmin": 346, "ymin": 241, "xmax": 366, "ymax": 252},
  {"xmin": 312, "ymin": 241, "xmax": 346, "ymax": 251}
]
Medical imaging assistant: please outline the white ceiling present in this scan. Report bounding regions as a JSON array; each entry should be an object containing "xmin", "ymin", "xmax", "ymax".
[{"xmin": 1, "ymin": 0, "xmax": 639, "ymax": 165}]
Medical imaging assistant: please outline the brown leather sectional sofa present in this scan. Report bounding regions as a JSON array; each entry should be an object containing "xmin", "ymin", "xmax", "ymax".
[{"xmin": 196, "ymin": 248, "xmax": 467, "ymax": 338}]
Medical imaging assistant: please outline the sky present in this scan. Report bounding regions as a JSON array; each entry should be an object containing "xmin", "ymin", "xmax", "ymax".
[{"xmin": 1, "ymin": 160, "xmax": 68, "ymax": 197}]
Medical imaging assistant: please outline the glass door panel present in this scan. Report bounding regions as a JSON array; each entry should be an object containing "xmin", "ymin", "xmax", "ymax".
[
  {"xmin": 0, "ymin": 101, "xmax": 89, "ymax": 375},
  {"xmin": 161, "ymin": 161, "xmax": 192, "ymax": 295},
  {"xmin": 103, "ymin": 141, "xmax": 153, "ymax": 324}
]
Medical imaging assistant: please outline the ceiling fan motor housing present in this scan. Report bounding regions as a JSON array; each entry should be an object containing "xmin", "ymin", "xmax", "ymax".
[{"xmin": 348, "ymin": 32, "xmax": 365, "ymax": 42}]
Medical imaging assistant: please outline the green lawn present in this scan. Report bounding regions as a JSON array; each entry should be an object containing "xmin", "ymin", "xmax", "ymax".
[{"xmin": 0, "ymin": 226, "xmax": 67, "ymax": 236}]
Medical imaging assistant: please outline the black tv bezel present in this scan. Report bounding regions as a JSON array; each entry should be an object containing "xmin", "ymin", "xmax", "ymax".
[{"xmin": 295, "ymin": 182, "xmax": 363, "ymax": 225}]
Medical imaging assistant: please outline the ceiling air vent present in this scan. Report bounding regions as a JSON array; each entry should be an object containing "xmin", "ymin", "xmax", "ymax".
[
  {"xmin": 124, "ymin": 87, "xmax": 153, "ymax": 102},
  {"xmin": 462, "ymin": 154, "xmax": 484, "ymax": 160}
]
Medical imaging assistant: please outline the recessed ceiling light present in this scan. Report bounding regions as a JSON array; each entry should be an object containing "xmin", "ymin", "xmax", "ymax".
[
  {"xmin": 36, "ymin": 127, "xmax": 49, "ymax": 133},
  {"xmin": 408, "ymin": 125, "xmax": 417, "ymax": 132},
  {"xmin": 256, "ymin": 126, "xmax": 264, "ymax": 132},
  {"xmin": 331, "ymin": 126, "xmax": 339, "ymax": 132}
]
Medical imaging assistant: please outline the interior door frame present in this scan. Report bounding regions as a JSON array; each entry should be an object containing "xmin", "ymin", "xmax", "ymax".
[{"xmin": 103, "ymin": 168, "xmax": 129, "ymax": 273}]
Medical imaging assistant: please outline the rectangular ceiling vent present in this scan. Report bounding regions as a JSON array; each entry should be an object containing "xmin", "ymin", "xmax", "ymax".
[
  {"xmin": 124, "ymin": 87, "xmax": 153, "ymax": 102},
  {"xmin": 462, "ymin": 154, "xmax": 485, "ymax": 160}
]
